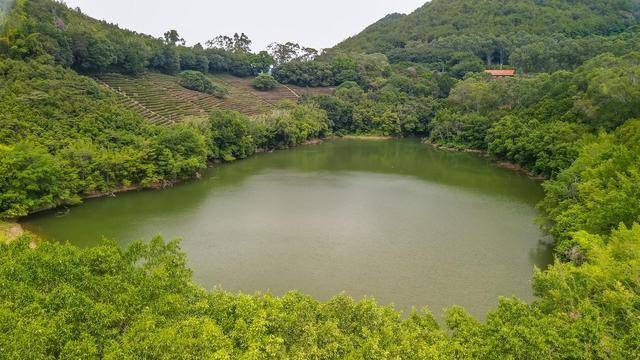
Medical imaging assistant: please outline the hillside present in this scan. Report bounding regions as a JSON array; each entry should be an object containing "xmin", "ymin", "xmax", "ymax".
[
  {"xmin": 337, "ymin": 0, "xmax": 640, "ymax": 53},
  {"xmin": 0, "ymin": 0, "xmax": 335, "ymax": 123},
  {"xmin": 93, "ymin": 72, "xmax": 334, "ymax": 124},
  {"xmin": 334, "ymin": 0, "xmax": 640, "ymax": 71}
]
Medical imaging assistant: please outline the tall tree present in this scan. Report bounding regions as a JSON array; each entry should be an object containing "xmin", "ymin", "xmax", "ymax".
[
  {"xmin": 163, "ymin": 30, "xmax": 185, "ymax": 46},
  {"xmin": 207, "ymin": 33, "xmax": 252, "ymax": 53},
  {"xmin": 268, "ymin": 42, "xmax": 301, "ymax": 64}
]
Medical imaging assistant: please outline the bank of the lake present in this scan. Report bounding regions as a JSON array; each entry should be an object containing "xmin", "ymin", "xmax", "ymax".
[
  {"xmin": 23, "ymin": 139, "xmax": 553, "ymax": 318},
  {"xmin": 0, "ymin": 221, "xmax": 23, "ymax": 243}
]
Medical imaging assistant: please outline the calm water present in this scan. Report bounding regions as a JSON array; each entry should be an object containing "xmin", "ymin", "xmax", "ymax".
[{"xmin": 24, "ymin": 139, "xmax": 553, "ymax": 318}]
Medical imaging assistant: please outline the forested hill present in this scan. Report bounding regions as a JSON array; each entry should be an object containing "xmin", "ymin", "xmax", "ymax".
[{"xmin": 334, "ymin": 0, "xmax": 640, "ymax": 71}]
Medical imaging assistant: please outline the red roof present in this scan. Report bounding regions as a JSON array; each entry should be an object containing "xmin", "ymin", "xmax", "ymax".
[{"xmin": 484, "ymin": 69, "xmax": 516, "ymax": 77}]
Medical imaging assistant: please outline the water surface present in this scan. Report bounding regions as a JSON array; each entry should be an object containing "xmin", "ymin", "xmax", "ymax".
[{"xmin": 24, "ymin": 139, "xmax": 553, "ymax": 318}]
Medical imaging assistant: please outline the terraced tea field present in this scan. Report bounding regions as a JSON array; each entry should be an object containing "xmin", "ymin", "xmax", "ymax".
[
  {"xmin": 212, "ymin": 74, "xmax": 300, "ymax": 104},
  {"xmin": 97, "ymin": 73, "xmax": 268, "ymax": 123},
  {"xmin": 97, "ymin": 72, "xmax": 334, "ymax": 125},
  {"xmin": 213, "ymin": 75, "xmax": 336, "ymax": 100}
]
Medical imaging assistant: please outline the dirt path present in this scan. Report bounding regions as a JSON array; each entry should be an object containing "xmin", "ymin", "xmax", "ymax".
[{"xmin": 280, "ymin": 83, "xmax": 301, "ymax": 98}]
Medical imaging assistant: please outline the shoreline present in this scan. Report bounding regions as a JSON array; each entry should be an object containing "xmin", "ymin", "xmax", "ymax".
[
  {"xmin": 17, "ymin": 135, "xmax": 543, "ymax": 225},
  {"xmin": 0, "ymin": 221, "xmax": 37, "ymax": 248},
  {"xmin": 424, "ymin": 140, "xmax": 547, "ymax": 181},
  {"xmin": 339, "ymin": 135, "xmax": 395, "ymax": 141},
  {"xmin": 18, "ymin": 137, "xmax": 330, "ymax": 222},
  {"xmin": 0, "ymin": 221, "xmax": 24, "ymax": 243}
]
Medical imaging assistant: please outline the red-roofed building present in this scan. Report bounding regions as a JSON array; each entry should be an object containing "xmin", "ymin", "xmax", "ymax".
[{"xmin": 484, "ymin": 69, "xmax": 516, "ymax": 77}]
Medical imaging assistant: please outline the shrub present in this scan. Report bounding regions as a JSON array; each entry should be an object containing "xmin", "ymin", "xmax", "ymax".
[
  {"xmin": 178, "ymin": 70, "xmax": 227, "ymax": 98},
  {"xmin": 252, "ymin": 73, "xmax": 278, "ymax": 91}
]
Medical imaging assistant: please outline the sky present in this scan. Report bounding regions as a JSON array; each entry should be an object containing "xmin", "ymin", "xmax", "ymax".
[{"xmin": 61, "ymin": 0, "xmax": 426, "ymax": 51}]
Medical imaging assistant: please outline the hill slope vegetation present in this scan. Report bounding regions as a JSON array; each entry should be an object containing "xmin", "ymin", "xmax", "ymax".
[
  {"xmin": 334, "ymin": 0, "xmax": 640, "ymax": 72},
  {"xmin": 1, "ymin": 0, "xmax": 640, "ymax": 358}
]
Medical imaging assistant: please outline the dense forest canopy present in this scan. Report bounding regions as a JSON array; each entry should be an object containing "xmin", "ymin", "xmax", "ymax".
[
  {"xmin": 1, "ymin": 0, "xmax": 640, "ymax": 357},
  {"xmin": 336, "ymin": 0, "xmax": 640, "ymax": 51},
  {"xmin": 333, "ymin": 0, "xmax": 640, "ymax": 72}
]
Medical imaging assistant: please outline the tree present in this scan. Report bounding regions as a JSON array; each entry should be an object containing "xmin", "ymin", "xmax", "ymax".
[
  {"xmin": 268, "ymin": 42, "xmax": 301, "ymax": 64},
  {"xmin": 208, "ymin": 110, "xmax": 256, "ymax": 161},
  {"xmin": 206, "ymin": 33, "xmax": 252, "ymax": 53},
  {"xmin": 178, "ymin": 70, "xmax": 227, "ymax": 97},
  {"xmin": 0, "ymin": 143, "xmax": 78, "ymax": 218},
  {"xmin": 540, "ymin": 121, "xmax": 640, "ymax": 243},
  {"xmin": 299, "ymin": 47, "xmax": 318, "ymax": 62},
  {"xmin": 252, "ymin": 73, "xmax": 278, "ymax": 91},
  {"xmin": 163, "ymin": 29, "xmax": 185, "ymax": 46},
  {"xmin": 267, "ymin": 42, "xmax": 318, "ymax": 64},
  {"xmin": 150, "ymin": 44, "xmax": 180, "ymax": 74},
  {"xmin": 114, "ymin": 39, "xmax": 149, "ymax": 75}
]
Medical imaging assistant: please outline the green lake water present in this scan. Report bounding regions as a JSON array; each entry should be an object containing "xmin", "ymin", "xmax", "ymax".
[{"xmin": 24, "ymin": 139, "xmax": 553, "ymax": 318}]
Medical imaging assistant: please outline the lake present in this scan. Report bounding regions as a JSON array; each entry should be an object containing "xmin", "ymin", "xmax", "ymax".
[{"xmin": 23, "ymin": 139, "xmax": 553, "ymax": 318}]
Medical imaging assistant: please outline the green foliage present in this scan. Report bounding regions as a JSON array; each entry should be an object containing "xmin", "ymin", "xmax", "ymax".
[
  {"xmin": 3, "ymin": 0, "xmax": 640, "ymax": 357},
  {"xmin": 311, "ymin": 67, "xmax": 441, "ymax": 136},
  {"xmin": 1, "ymin": 0, "xmax": 275, "ymax": 78},
  {"xmin": 540, "ymin": 120, "xmax": 640, "ymax": 244},
  {"xmin": 152, "ymin": 124, "xmax": 208, "ymax": 179},
  {"xmin": 428, "ymin": 53, "xmax": 640, "ymax": 177},
  {"xmin": 334, "ymin": 0, "xmax": 640, "ymax": 74},
  {"xmin": 509, "ymin": 30, "xmax": 640, "ymax": 73},
  {"xmin": 252, "ymin": 72, "xmax": 277, "ymax": 91},
  {"xmin": 429, "ymin": 109, "xmax": 492, "ymax": 150},
  {"xmin": 207, "ymin": 110, "xmax": 257, "ymax": 161},
  {"xmin": 0, "ymin": 235, "xmax": 455, "ymax": 358},
  {"xmin": 314, "ymin": 95, "xmax": 354, "ymax": 135},
  {"xmin": 486, "ymin": 117, "xmax": 588, "ymax": 176},
  {"xmin": 572, "ymin": 52, "xmax": 640, "ymax": 130},
  {"xmin": 178, "ymin": 70, "xmax": 225, "ymax": 97},
  {"xmin": 0, "ymin": 56, "xmax": 331, "ymax": 219},
  {"xmin": 150, "ymin": 44, "xmax": 180, "ymax": 75},
  {"xmin": 2, "ymin": 222, "xmax": 639, "ymax": 358},
  {"xmin": 0, "ymin": 143, "xmax": 78, "ymax": 218},
  {"xmin": 272, "ymin": 60, "xmax": 335, "ymax": 87},
  {"xmin": 252, "ymin": 102, "xmax": 331, "ymax": 149},
  {"xmin": 178, "ymin": 43, "xmax": 208, "ymax": 73},
  {"xmin": 204, "ymin": 49, "xmax": 274, "ymax": 77},
  {"xmin": 0, "ymin": 58, "xmax": 211, "ymax": 218}
]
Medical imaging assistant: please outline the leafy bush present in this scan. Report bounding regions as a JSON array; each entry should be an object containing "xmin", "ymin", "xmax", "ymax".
[
  {"xmin": 252, "ymin": 72, "xmax": 278, "ymax": 91},
  {"xmin": 178, "ymin": 70, "xmax": 210, "ymax": 93}
]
